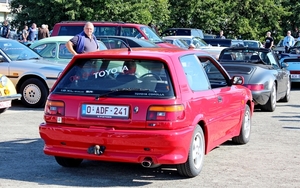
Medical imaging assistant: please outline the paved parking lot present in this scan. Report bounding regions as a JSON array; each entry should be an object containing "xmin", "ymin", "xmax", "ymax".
[{"xmin": 0, "ymin": 84, "xmax": 299, "ymax": 188}]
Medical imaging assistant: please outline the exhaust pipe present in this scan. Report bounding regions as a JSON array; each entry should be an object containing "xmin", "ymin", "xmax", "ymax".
[{"xmin": 141, "ymin": 157, "xmax": 153, "ymax": 168}]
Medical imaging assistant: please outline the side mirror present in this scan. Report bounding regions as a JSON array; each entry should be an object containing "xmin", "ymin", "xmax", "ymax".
[{"xmin": 231, "ymin": 75, "xmax": 244, "ymax": 85}]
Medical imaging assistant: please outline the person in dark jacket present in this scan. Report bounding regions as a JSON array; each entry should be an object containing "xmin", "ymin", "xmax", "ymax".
[
  {"xmin": 66, "ymin": 22, "xmax": 99, "ymax": 55},
  {"xmin": 1, "ymin": 20, "xmax": 10, "ymax": 38}
]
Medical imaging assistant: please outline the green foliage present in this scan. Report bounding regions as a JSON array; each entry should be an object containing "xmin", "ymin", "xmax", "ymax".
[{"xmin": 8, "ymin": 0, "xmax": 300, "ymax": 43}]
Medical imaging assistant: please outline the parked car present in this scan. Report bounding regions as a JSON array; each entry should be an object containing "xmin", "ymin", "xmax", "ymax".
[
  {"xmin": 39, "ymin": 47, "xmax": 254, "ymax": 178},
  {"xmin": 164, "ymin": 36, "xmax": 225, "ymax": 59},
  {"xmin": 162, "ymin": 36, "xmax": 189, "ymax": 49},
  {"xmin": 161, "ymin": 28, "xmax": 204, "ymax": 39},
  {"xmin": 51, "ymin": 21, "xmax": 177, "ymax": 48},
  {"xmin": 202, "ymin": 38, "xmax": 233, "ymax": 47},
  {"xmin": 280, "ymin": 41, "xmax": 300, "ymax": 59},
  {"xmin": 0, "ymin": 74, "xmax": 21, "ymax": 114},
  {"xmin": 97, "ymin": 36, "xmax": 158, "ymax": 49},
  {"xmin": 242, "ymin": 40, "xmax": 264, "ymax": 48},
  {"xmin": 218, "ymin": 47, "xmax": 290, "ymax": 112},
  {"xmin": 29, "ymin": 36, "xmax": 107, "ymax": 64},
  {"xmin": 0, "ymin": 38, "xmax": 65, "ymax": 108},
  {"xmin": 280, "ymin": 56, "xmax": 300, "ymax": 83}
]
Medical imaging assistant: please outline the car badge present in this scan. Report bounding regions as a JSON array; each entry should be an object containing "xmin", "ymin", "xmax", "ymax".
[{"xmin": 134, "ymin": 106, "xmax": 139, "ymax": 113}]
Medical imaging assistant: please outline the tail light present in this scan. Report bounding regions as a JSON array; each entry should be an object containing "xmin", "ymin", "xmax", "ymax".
[
  {"xmin": 147, "ymin": 105, "xmax": 185, "ymax": 121},
  {"xmin": 244, "ymin": 84, "xmax": 264, "ymax": 91},
  {"xmin": 290, "ymin": 71, "xmax": 300, "ymax": 74},
  {"xmin": 45, "ymin": 100, "xmax": 65, "ymax": 116}
]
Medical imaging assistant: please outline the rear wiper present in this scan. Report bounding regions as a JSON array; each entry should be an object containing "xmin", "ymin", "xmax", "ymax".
[{"xmin": 95, "ymin": 88, "xmax": 149, "ymax": 99}]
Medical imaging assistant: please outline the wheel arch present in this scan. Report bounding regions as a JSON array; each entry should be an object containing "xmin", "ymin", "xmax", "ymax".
[
  {"xmin": 16, "ymin": 75, "xmax": 48, "ymax": 93},
  {"xmin": 195, "ymin": 120, "xmax": 208, "ymax": 154}
]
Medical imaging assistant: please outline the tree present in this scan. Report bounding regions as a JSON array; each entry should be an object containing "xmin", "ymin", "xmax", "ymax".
[
  {"xmin": 281, "ymin": 0, "xmax": 300, "ymax": 37},
  {"xmin": 9, "ymin": 0, "xmax": 170, "ymax": 31}
]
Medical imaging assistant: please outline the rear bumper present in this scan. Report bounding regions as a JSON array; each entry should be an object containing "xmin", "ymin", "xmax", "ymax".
[
  {"xmin": 39, "ymin": 123, "xmax": 194, "ymax": 165},
  {"xmin": 251, "ymin": 90, "xmax": 270, "ymax": 105}
]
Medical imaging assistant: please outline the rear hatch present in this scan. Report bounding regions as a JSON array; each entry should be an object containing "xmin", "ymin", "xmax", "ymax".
[{"xmin": 47, "ymin": 58, "xmax": 178, "ymax": 129}]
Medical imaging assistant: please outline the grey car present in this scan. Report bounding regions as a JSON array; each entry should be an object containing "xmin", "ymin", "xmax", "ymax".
[
  {"xmin": 0, "ymin": 38, "xmax": 64, "ymax": 108},
  {"xmin": 215, "ymin": 47, "xmax": 291, "ymax": 112}
]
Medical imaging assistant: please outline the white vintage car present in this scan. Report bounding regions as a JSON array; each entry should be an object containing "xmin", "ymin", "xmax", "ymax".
[{"xmin": 0, "ymin": 38, "xmax": 65, "ymax": 108}]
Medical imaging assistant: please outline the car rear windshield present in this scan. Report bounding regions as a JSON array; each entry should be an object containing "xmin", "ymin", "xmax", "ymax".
[
  {"xmin": 219, "ymin": 49, "xmax": 272, "ymax": 64},
  {"xmin": 53, "ymin": 59, "xmax": 175, "ymax": 98}
]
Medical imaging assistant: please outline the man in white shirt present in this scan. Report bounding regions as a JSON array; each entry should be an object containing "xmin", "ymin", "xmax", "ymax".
[{"xmin": 283, "ymin": 30, "xmax": 295, "ymax": 53}]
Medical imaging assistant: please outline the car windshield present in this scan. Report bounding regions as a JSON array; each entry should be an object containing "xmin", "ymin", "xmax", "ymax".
[
  {"xmin": 219, "ymin": 49, "xmax": 271, "ymax": 64},
  {"xmin": 0, "ymin": 40, "xmax": 41, "ymax": 61},
  {"xmin": 139, "ymin": 26, "xmax": 163, "ymax": 43},
  {"xmin": 54, "ymin": 59, "xmax": 174, "ymax": 98}
]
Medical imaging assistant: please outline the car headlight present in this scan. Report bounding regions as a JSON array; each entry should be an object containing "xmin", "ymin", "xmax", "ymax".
[{"xmin": 0, "ymin": 75, "xmax": 8, "ymax": 88}]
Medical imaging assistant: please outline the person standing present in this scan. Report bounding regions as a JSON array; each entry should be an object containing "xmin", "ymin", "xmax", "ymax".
[
  {"xmin": 283, "ymin": 30, "xmax": 295, "ymax": 53},
  {"xmin": 1, "ymin": 20, "xmax": 10, "ymax": 38},
  {"xmin": 38, "ymin": 24, "xmax": 50, "ymax": 40},
  {"xmin": 217, "ymin": 30, "xmax": 226, "ymax": 39},
  {"xmin": 264, "ymin": 31, "xmax": 274, "ymax": 49},
  {"xmin": 66, "ymin": 21, "xmax": 99, "ymax": 55},
  {"xmin": 21, "ymin": 25, "xmax": 29, "ymax": 42},
  {"xmin": 27, "ymin": 23, "xmax": 37, "ymax": 42}
]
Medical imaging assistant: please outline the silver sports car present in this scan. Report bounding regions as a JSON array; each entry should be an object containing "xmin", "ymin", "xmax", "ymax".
[
  {"xmin": 0, "ymin": 38, "xmax": 65, "ymax": 108},
  {"xmin": 214, "ymin": 47, "xmax": 291, "ymax": 112}
]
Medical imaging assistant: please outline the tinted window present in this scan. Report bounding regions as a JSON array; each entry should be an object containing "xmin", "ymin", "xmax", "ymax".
[
  {"xmin": 54, "ymin": 59, "xmax": 174, "ymax": 98},
  {"xmin": 180, "ymin": 55, "xmax": 210, "ymax": 90},
  {"xmin": 94, "ymin": 26, "xmax": 118, "ymax": 36},
  {"xmin": 120, "ymin": 27, "xmax": 140, "ymax": 37},
  {"xmin": 58, "ymin": 26, "xmax": 83, "ymax": 36}
]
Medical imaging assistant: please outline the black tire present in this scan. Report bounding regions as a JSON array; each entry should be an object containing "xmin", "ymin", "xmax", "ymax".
[
  {"xmin": 19, "ymin": 78, "xmax": 48, "ymax": 108},
  {"xmin": 261, "ymin": 83, "xmax": 276, "ymax": 112},
  {"xmin": 232, "ymin": 105, "xmax": 251, "ymax": 144},
  {"xmin": 177, "ymin": 125, "xmax": 205, "ymax": 178},
  {"xmin": 55, "ymin": 156, "xmax": 83, "ymax": 167},
  {"xmin": 279, "ymin": 78, "xmax": 291, "ymax": 102},
  {"xmin": 0, "ymin": 108, "xmax": 7, "ymax": 114}
]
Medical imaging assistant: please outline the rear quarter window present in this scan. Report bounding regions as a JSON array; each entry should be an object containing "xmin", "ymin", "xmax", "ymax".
[{"xmin": 180, "ymin": 55, "xmax": 210, "ymax": 90}]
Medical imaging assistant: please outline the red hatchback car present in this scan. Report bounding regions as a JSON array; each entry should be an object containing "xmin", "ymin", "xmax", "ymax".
[{"xmin": 39, "ymin": 47, "xmax": 254, "ymax": 178}]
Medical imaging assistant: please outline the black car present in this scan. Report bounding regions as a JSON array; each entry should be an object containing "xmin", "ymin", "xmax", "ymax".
[
  {"xmin": 161, "ymin": 28, "xmax": 204, "ymax": 39},
  {"xmin": 215, "ymin": 47, "xmax": 291, "ymax": 112},
  {"xmin": 97, "ymin": 36, "xmax": 159, "ymax": 49}
]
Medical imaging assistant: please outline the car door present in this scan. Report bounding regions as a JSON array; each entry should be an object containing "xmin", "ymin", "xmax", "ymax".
[
  {"xmin": 267, "ymin": 51, "xmax": 289, "ymax": 97},
  {"xmin": 180, "ymin": 55, "xmax": 243, "ymax": 149}
]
